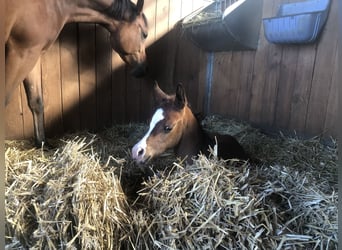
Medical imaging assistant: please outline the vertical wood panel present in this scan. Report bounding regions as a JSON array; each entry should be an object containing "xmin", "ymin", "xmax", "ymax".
[
  {"xmin": 111, "ymin": 54, "xmax": 127, "ymax": 124},
  {"xmin": 95, "ymin": 24, "xmax": 112, "ymax": 129},
  {"xmin": 155, "ymin": 0, "xmax": 170, "ymax": 40},
  {"xmin": 273, "ymin": 46, "xmax": 299, "ymax": 128},
  {"xmin": 139, "ymin": 0, "xmax": 168, "ymax": 122},
  {"xmin": 196, "ymin": 50, "xmax": 207, "ymax": 114},
  {"xmin": 60, "ymin": 24, "xmax": 80, "ymax": 132},
  {"xmin": 224, "ymin": 51, "xmax": 244, "ymax": 117},
  {"xmin": 288, "ymin": 45, "xmax": 316, "ymax": 132},
  {"xmin": 258, "ymin": 0, "xmax": 282, "ymax": 127},
  {"xmin": 249, "ymin": 0, "xmax": 275, "ymax": 125},
  {"xmin": 125, "ymin": 75, "xmax": 142, "ymax": 122},
  {"xmin": 173, "ymin": 32, "xmax": 201, "ymax": 112},
  {"xmin": 78, "ymin": 23, "xmax": 97, "ymax": 131},
  {"xmin": 305, "ymin": 0, "xmax": 338, "ymax": 135},
  {"xmin": 169, "ymin": 0, "xmax": 182, "ymax": 29},
  {"xmin": 323, "ymin": 48, "xmax": 338, "ymax": 136},
  {"xmin": 236, "ymin": 51, "xmax": 256, "ymax": 121},
  {"xmin": 210, "ymin": 52, "xmax": 233, "ymax": 114},
  {"xmin": 41, "ymin": 38, "xmax": 63, "ymax": 137}
]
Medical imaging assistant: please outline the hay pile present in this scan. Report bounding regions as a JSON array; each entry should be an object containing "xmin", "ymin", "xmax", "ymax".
[
  {"xmin": 5, "ymin": 137, "xmax": 135, "ymax": 249},
  {"xmin": 5, "ymin": 116, "xmax": 337, "ymax": 249}
]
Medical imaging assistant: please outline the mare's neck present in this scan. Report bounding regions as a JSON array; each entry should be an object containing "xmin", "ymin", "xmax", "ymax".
[
  {"xmin": 61, "ymin": 0, "xmax": 120, "ymax": 30},
  {"xmin": 174, "ymin": 107, "xmax": 209, "ymax": 161}
]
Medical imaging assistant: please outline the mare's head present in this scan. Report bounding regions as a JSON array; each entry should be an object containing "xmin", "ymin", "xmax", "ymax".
[
  {"xmin": 108, "ymin": 0, "xmax": 148, "ymax": 77},
  {"xmin": 132, "ymin": 82, "xmax": 189, "ymax": 163}
]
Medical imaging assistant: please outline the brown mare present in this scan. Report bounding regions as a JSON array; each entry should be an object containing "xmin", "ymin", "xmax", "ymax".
[
  {"xmin": 5, "ymin": 0, "xmax": 148, "ymax": 147},
  {"xmin": 132, "ymin": 82, "xmax": 249, "ymax": 164}
]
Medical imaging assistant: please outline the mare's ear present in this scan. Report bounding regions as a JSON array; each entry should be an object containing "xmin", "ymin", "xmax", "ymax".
[
  {"xmin": 175, "ymin": 83, "xmax": 187, "ymax": 109},
  {"xmin": 136, "ymin": 0, "xmax": 144, "ymax": 12},
  {"xmin": 153, "ymin": 81, "xmax": 169, "ymax": 104}
]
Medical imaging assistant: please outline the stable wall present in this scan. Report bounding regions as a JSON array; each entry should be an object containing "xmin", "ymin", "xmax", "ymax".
[
  {"xmin": 171, "ymin": 0, "xmax": 339, "ymax": 138},
  {"xmin": 5, "ymin": 0, "xmax": 338, "ymax": 140}
]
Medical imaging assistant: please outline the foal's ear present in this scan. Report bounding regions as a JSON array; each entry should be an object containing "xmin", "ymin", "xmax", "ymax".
[
  {"xmin": 153, "ymin": 81, "xmax": 169, "ymax": 104},
  {"xmin": 175, "ymin": 83, "xmax": 187, "ymax": 109}
]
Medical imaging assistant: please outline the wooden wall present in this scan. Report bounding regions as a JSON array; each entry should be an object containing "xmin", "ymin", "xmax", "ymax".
[
  {"xmin": 173, "ymin": 0, "xmax": 339, "ymax": 138},
  {"xmin": 5, "ymin": 0, "xmax": 338, "ymax": 140},
  {"xmin": 205, "ymin": 0, "xmax": 339, "ymax": 138}
]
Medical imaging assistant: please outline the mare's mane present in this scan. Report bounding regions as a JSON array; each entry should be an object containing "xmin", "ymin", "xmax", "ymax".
[{"xmin": 105, "ymin": 0, "xmax": 142, "ymax": 21}]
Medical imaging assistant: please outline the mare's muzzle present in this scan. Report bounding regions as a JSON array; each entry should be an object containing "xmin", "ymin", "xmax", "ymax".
[{"xmin": 130, "ymin": 62, "xmax": 148, "ymax": 78}]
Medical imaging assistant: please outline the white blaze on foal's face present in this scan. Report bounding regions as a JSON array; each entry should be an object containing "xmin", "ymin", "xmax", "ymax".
[{"xmin": 132, "ymin": 108, "xmax": 165, "ymax": 163}]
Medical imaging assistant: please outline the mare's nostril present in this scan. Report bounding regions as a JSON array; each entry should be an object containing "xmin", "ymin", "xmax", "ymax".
[{"xmin": 138, "ymin": 148, "xmax": 144, "ymax": 156}]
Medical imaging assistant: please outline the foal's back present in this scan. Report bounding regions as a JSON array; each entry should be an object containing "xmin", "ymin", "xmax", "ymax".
[{"xmin": 203, "ymin": 132, "xmax": 249, "ymax": 160}]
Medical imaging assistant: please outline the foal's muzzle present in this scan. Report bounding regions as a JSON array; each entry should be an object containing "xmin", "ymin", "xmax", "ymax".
[{"xmin": 132, "ymin": 144, "xmax": 151, "ymax": 164}]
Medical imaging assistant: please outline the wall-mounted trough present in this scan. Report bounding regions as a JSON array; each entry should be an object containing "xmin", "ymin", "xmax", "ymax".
[
  {"xmin": 182, "ymin": 0, "xmax": 263, "ymax": 52},
  {"xmin": 263, "ymin": 0, "xmax": 331, "ymax": 44}
]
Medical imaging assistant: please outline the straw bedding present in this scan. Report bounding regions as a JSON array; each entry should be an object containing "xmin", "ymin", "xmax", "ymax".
[{"xmin": 5, "ymin": 116, "xmax": 337, "ymax": 249}]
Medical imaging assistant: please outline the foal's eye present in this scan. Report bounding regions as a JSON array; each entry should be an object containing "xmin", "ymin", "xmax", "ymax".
[{"xmin": 164, "ymin": 125, "xmax": 172, "ymax": 133}]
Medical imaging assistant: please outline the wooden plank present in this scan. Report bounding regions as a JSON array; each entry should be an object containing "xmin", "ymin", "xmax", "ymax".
[
  {"xmin": 111, "ymin": 53, "xmax": 127, "ymax": 124},
  {"xmin": 226, "ymin": 51, "xmax": 244, "ymax": 117},
  {"xmin": 288, "ymin": 45, "xmax": 316, "ymax": 133},
  {"xmin": 5, "ymin": 84, "xmax": 24, "ymax": 139},
  {"xmin": 169, "ymin": 0, "xmax": 182, "ymax": 30},
  {"xmin": 125, "ymin": 74, "xmax": 142, "ymax": 123},
  {"xmin": 273, "ymin": 45, "xmax": 299, "ymax": 129},
  {"xmin": 236, "ymin": 50, "xmax": 256, "ymax": 121},
  {"xmin": 172, "ymin": 29, "xmax": 202, "ymax": 112},
  {"xmin": 139, "ymin": 78, "xmax": 155, "ymax": 123},
  {"xmin": 323, "ymin": 47, "xmax": 338, "ymax": 137},
  {"xmin": 209, "ymin": 52, "xmax": 233, "ymax": 115},
  {"xmin": 139, "ymin": 0, "xmax": 171, "ymax": 122},
  {"xmin": 59, "ymin": 24, "xmax": 80, "ymax": 133},
  {"xmin": 209, "ymin": 52, "xmax": 232, "ymax": 115},
  {"xmin": 78, "ymin": 23, "xmax": 97, "ymax": 131},
  {"xmin": 41, "ymin": 38, "xmax": 63, "ymax": 137},
  {"xmin": 145, "ymin": 0, "xmax": 157, "ymax": 45},
  {"xmin": 95, "ymin": 24, "xmax": 112, "ymax": 129},
  {"xmin": 147, "ymin": 0, "xmax": 182, "ymax": 88},
  {"xmin": 196, "ymin": 49, "xmax": 208, "ymax": 114},
  {"xmin": 305, "ymin": 0, "xmax": 338, "ymax": 135},
  {"xmin": 259, "ymin": 45, "xmax": 282, "ymax": 126},
  {"xmin": 248, "ymin": 0, "xmax": 276, "ymax": 125},
  {"xmin": 155, "ymin": 0, "xmax": 169, "ymax": 40}
]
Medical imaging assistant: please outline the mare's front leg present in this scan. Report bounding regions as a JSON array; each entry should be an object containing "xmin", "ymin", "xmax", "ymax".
[{"xmin": 23, "ymin": 58, "xmax": 46, "ymax": 148}]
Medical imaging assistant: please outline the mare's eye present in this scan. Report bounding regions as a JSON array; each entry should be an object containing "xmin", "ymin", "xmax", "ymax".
[{"xmin": 164, "ymin": 125, "xmax": 172, "ymax": 133}]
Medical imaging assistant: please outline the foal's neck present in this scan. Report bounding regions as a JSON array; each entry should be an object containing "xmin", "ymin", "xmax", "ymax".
[{"xmin": 174, "ymin": 107, "xmax": 208, "ymax": 161}]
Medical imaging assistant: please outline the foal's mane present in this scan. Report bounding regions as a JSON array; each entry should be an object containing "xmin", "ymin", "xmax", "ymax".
[{"xmin": 105, "ymin": 0, "xmax": 141, "ymax": 21}]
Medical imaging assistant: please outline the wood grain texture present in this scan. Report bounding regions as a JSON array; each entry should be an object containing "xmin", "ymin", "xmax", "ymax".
[
  {"xmin": 41, "ymin": 38, "xmax": 63, "ymax": 137},
  {"xmin": 60, "ymin": 24, "xmax": 80, "ymax": 132}
]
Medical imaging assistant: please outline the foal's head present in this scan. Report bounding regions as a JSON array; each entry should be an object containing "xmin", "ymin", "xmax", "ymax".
[
  {"xmin": 108, "ymin": 0, "xmax": 148, "ymax": 77},
  {"xmin": 132, "ymin": 82, "xmax": 190, "ymax": 163}
]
